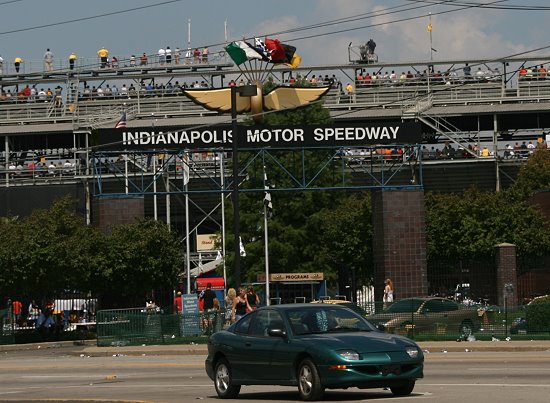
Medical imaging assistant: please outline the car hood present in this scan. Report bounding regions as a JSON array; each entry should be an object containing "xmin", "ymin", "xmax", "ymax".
[{"xmin": 297, "ymin": 331, "xmax": 417, "ymax": 353}]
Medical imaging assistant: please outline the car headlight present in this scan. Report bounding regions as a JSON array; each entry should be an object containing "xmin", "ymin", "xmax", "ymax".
[
  {"xmin": 406, "ymin": 346, "xmax": 419, "ymax": 358},
  {"xmin": 338, "ymin": 350, "xmax": 360, "ymax": 360}
]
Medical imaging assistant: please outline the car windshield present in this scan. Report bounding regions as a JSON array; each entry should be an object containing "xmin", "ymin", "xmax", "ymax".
[
  {"xmin": 384, "ymin": 299, "xmax": 424, "ymax": 313},
  {"xmin": 288, "ymin": 306, "xmax": 375, "ymax": 335}
]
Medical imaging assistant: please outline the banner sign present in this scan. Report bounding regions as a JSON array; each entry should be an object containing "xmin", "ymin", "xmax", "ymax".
[
  {"xmin": 257, "ymin": 272, "xmax": 325, "ymax": 282},
  {"xmin": 94, "ymin": 121, "xmax": 422, "ymax": 151}
]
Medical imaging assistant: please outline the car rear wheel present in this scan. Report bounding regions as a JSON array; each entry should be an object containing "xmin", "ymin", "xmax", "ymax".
[
  {"xmin": 459, "ymin": 320, "xmax": 474, "ymax": 337},
  {"xmin": 297, "ymin": 358, "xmax": 324, "ymax": 401},
  {"xmin": 214, "ymin": 358, "xmax": 241, "ymax": 399},
  {"xmin": 390, "ymin": 380, "xmax": 415, "ymax": 396}
]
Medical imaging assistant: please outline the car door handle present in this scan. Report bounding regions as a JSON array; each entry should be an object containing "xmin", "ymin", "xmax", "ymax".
[{"xmin": 245, "ymin": 342, "xmax": 251, "ymax": 347}]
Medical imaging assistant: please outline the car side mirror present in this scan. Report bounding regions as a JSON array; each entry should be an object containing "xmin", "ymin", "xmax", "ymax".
[
  {"xmin": 268, "ymin": 328, "xmax": 287, "ymax": 338},
  {"xmin": 376, "ymin": 324, "xmax": 386, "ymax": 331}
]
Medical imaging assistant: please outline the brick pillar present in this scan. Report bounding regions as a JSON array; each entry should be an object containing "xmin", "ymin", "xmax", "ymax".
[
  {"xmin": 495, "ymin": 243, "xmax": 518, "ymax": 309},
  {"xmin": 92, "ymin": 197, "xmax": 144, "ymax": 232},
  {"xmin": 372, "ymin": 190, "xmax": 428, "ymax": 303}
]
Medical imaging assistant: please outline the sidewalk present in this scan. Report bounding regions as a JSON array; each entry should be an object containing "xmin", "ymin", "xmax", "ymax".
[{"xmin": 1, "ymin": 339, "xmax": 550, "ymax": 356}]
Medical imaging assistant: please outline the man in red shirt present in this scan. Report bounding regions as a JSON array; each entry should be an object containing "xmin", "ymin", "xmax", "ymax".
[
  {"xmin": 12, "ymin": 299, "xmax": 22, "ymax": 324},
  {"xmin": 174, "ymin": 291, "xmax": 182, "ymax": 314}
]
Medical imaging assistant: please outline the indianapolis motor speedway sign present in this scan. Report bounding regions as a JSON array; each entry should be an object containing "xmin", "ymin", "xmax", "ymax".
[{"xmin": 95, "ymin": 122, "xmax": 422, "ymax": 151}]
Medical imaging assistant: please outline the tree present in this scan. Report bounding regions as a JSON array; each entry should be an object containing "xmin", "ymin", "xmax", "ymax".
[
  {"xmin": 0, "ymin": 197, "xmax": 96, "ymax": 299},
  {"xmin": 425, "ymin": 188, "xmax": 550, "ymax": 260},
  {"xmin": 315, "ymin": 192, "xmax": 373, "ymax": 284},
  {"xmin": 100, "ymin": 219, "xmax": 183, "ymax": 307},
  {"xmin": 513, "ymin": 148, "xmax": 550, "ymax": 197}
]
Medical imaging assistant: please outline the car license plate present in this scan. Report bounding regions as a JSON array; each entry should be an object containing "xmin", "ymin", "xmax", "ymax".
[{"xmin": 381, "ymin": 364, "xmax": 402, "ymax": 376}]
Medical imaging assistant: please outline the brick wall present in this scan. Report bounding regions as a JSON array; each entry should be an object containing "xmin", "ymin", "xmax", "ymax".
[
  {"xmin": 495, "ymin": 243, "xmax": 518, "ymax": 309},
  {"xmin": 372, "ymin": 190, "xmax": 428, "ymax": 302}
]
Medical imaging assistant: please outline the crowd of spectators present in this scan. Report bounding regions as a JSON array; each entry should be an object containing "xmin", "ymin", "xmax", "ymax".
[
  {"xmin": 0, "ymin": 45, "xmax": 217, "ymax": 76},
  {"xmin": 354, "ymin": 65, "xmax": 505, "ymax": 88}
]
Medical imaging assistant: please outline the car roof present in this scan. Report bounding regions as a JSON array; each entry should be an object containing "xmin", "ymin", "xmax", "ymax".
[{"xmin": 257, "ymin": 303, "xmax": 351, "ymax": 311}]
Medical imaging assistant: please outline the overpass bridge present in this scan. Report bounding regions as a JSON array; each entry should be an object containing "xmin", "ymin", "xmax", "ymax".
[{"xmin": 0, "ymin": 54, "xmax": 546, "ymax": 227}]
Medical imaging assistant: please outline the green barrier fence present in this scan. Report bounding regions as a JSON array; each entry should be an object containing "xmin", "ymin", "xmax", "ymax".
[
  {"xmin": 96, "ymin": 300, "xmax": 550, "ymax": 346},
  {"xmin": 96, "ymin": 308, "xmax": 225, "ymax": 347}
]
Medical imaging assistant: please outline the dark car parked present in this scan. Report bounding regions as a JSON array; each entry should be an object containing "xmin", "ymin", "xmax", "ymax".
[{"xmin": 205, "ymin": 303, "xmax": 424, "ymax": 400}]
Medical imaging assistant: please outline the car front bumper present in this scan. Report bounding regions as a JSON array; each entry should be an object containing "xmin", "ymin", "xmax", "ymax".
[{"xmin": 318, "ymin": 361, "xmax": 424, "ymax": 389}]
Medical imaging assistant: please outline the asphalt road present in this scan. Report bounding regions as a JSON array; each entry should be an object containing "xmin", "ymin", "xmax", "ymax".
[{"xmin": 0, "ymin": 347, "xmax": 549, "ymax": 402}]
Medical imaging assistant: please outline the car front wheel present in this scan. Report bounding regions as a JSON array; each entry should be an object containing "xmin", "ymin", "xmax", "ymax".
[
  {"xmin": 214, "ymin": 358, "xmax": 241, "ymax": 399},
  {"xmin": 390, "ymin": 380, "xmax": 415, "ymax": 396},
  {"xmin": 297, "ymin": 358, "xmax": 324, "ymax": 401}
]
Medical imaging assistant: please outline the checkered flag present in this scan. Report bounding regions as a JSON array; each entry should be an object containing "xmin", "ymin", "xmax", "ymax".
[{"xmin": 264, "ymin": 171, "xmax": 273, "ymax": 218}]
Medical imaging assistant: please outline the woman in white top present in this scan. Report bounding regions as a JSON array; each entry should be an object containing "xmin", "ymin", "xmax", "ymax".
[{"xmin": 383, "ymin": 278, "xmax": 394, "ymax": 309}]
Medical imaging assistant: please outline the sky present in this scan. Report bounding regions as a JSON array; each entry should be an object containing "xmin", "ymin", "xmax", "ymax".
[{"xmin": 0, "ymin": 0, "xmax": 549, "ymax": 68}]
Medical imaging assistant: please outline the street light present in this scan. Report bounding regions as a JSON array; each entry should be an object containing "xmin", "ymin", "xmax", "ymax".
[{"xmin": 231, "ymin": 84, "xmax": 257, "ymax": 289}]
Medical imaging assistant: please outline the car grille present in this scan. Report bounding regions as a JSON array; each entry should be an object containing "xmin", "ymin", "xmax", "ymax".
[{"xmin": 354, "ymin": 364, "xmax": 418, "ymax": 376}]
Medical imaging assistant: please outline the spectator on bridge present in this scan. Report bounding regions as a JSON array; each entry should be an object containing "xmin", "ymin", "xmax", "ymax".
[
  {"xmin": 165, "ymin": 46, "xmax": 172, "ymax": 64},
  {"xmin": 97, "ymin": 47, "xmax": 109, "ymax": 68},
  {"xmin": 346, "ymin": 82, "xmax": 354, "ymax": 102},
  {"xmin": 518, "ymin": 65, "xmax": 527, "ymax": 80},
  {"xmin": 193, "ymin": 48, "xmax": 200, "ymax": 63},
  {"xmin": 48, "ymin": 161, "xmax": 56, "ymax": 175},
  {"xmin": 475, "ymin": 67, "xmax": 485, "ymax": 81},
  {"xmin": 0, "ymin": 54, "xmax": 3, "ymax": 75},
  {"xmin": 513, "ymin": 142, "xmax": 521, "ymax": 157},
  {"xmin": 140, "ymin": 52, "xmax": 148, "ymax": 66},
  {"xmin": 68, "ymin": 52, "xmax": 77, "ymax": 70},
  {"xmin": 520, "ymin": 141, "xmax": 529, "ymax": 158},
  {"xmin": 174, "ymin": 47, "xmax": 181, "ymax": 64},
  {"xmin": 481, "ymin": 146, "xmax": 490, "ymax": 157},
  {"xmin": 130, "ymin": 55, "xmax": 136, "ymax": 67},
  {"xmin": 157, "ymin": 47, "xmax": 166, "ymax": 65},
  {"xmin": 103, "ymin": 84, "xmax": 112, "ymax": 97},
  {"xmin": 110, "ymin": 56, "xmax": 119, "ymax": 69},
  {"xmin": 527, "ymin": 141, "xmax": 536, "ymax": 154},
  {"xmin": 463, "ymin": 63, "xmax": 471, "ymax": 80},
  {"xmin": 504, "ymin": 144, "xmax": 514, "ymax": 159},
  {"xmin": 185, "ymin": 48, "xmax": 191, "ymax": 64},
  {"xmin": 525, "ymin": 66, "xmax": 535, "ymax": 81},
  {"xmin": 14, "ymin": 56, "xmax": 23, "ymax": 73},
  {"xmin": 43, "ymin": 48, "xmax": 54, "ymax": 72},
  {"xmin": 366, "ymin": 38, "xmax": 376, "ymax": 55},
  {"xmin": 538, "ymin": 65, "xmax": 547, "ymax": 80},
  {"xmin": 202, "ymin": 47, "xmax": 209, "ymax": 63}
]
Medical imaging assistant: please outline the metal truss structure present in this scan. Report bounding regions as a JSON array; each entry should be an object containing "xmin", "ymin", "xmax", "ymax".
[{"xmin": 90, "ymin": 144, "xmax": 424, "ymax": 199}]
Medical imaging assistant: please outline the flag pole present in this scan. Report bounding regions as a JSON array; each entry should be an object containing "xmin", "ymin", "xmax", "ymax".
[
  {"xmin": 263, "ymin": 165, "xmax": 270, "ymax": 306},
  {"xmin": 187, "ymin": 18, "xmax": 191, "ymax": 49},
  {"xmin": 220, "ymin": 150, "xmax": 227, "ymax": 300},
  {"xmin": 428, "ymin": 12, "xmax": 433, "ymax": 61}
]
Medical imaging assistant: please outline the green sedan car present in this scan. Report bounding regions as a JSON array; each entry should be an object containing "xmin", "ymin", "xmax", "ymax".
[{"xmin": 205, "ymin": 303, "xmax": 424, "ymax": 400}]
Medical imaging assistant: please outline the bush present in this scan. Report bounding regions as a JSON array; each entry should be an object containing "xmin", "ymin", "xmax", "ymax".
[{"xmin": 525, "ymin": 295, "xmax": 550, "ymax": 332}]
